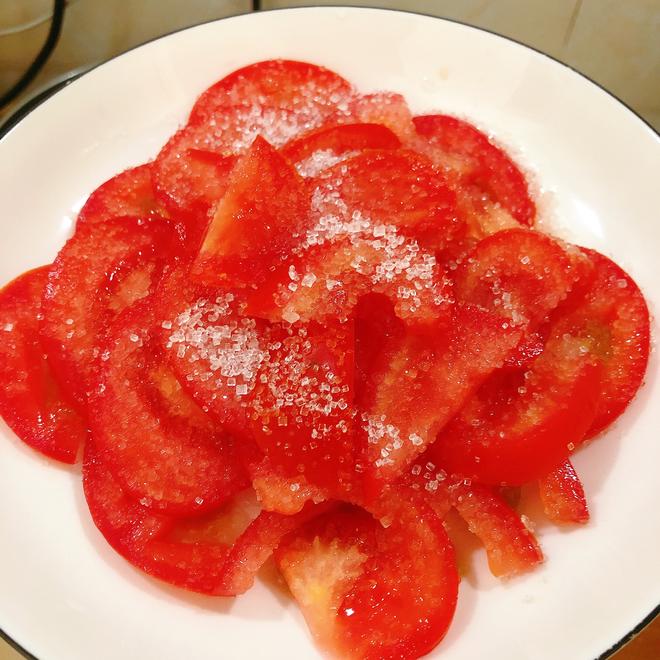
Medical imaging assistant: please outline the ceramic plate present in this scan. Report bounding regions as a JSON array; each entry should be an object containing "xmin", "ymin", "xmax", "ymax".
[{"xmin": 0, "ymin": 7, "xmax": 658, "ymax": 660}]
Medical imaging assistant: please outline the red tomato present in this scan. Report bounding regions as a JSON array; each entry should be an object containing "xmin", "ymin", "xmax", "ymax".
[
  {"xmin": 430, "ymin": 330, "xmax": 601, "ymax": 485},
  {"xmin": 85, "ymin": 438, "xmax": 333, "ymax": 596},
  {"xmin": 280, "ymin": 122, "xmax": 401, "ymax": 176},
  {"xmin": 153, "ymin": 265, "xmax": 266, "ymax": 437},
  {"xmin": 359, "ymin": 304, "xmax": 522, "ymax": 496},
  {"xmin": 548, "ymin": 248, "xmax": 650, "ymax": 437},
  {"xmin": 275, "ymin": 495, "xmax": 458, "ymax": 660},
  {"xmin": 77, "ymin": 163, "xmax": 164, "ymax": 225},
  {"xmin": 414, "ymin": 114, "xmax": 536, "ymax": 228},
  {"xmin": 0, "ymin": 267, "xmax": 87, "ymax": 463},
  {"xmin": 189, "ymin": 59, "xmax": 354, "ymax": 127},
  {"xmin": 152, "ymin": 128, "xmax": 236, "ymax": 223},
  {"xmin": 40, "ymin": 216, "xmax": 175, "ymax": 409},
  {"xmin": 247, "ymin": 319, "xmax": 358, "ymax": 498},
  {"xmin": 342, "ymin": 92, "xmax": 418, "ymax": 144},
  {"xmin": 194, "ymin": 136, "xmax": 310, "ymax": 287},
  {"xmin": 538, "ymin": 460, "xmax": 589, "ymax": 524},
  {"xmin": 455, "ymin": 228, "xmax": 580, "ymax": 328},
  {"xmin": 90, "ymin": 300, "xmax": 248, "ymax": 515}
]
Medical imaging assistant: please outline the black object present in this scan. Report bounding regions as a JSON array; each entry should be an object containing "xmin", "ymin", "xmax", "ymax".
[{"xmin": 0, "ymin": 0, "xmax": 66, "ymax": 111}]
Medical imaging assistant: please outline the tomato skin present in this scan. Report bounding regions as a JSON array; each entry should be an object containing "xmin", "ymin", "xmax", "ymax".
[
  {"xmin": 0, "ymin": 267, "xmax": 87, "ymax": 463},
  {"xmin": 538, "ymin": 460, "xmax": 589, "ymax": 524},
  {"xmin": 413, "ymin": 113, "xmax": 536, "ymax": 227}
]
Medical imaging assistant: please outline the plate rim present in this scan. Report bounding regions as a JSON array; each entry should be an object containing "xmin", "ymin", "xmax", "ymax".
[{"xmin": 0, "ymin": 5, "xmax": 657, "ymax": 660}]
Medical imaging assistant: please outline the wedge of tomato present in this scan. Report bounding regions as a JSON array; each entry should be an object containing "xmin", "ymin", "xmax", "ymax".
[
  {"xmin": 414, "ymin": 113, "xmax": 536, "ymax": 227},
  {"xmin": 77, "ymin": 163, "xmax": 164, "ymax": 225},
  {"xmin": 275, "ymin": 494, "xmax": 458, "ymax": 660},
  {"xmin": 90, "ymin": 300, "xmax": 248, "ymax": 515},
  {"xmin": 538, "ymin": 459, "xmax": 589, "ymax": 524},
  {"xmin": 341, "ymin": 92, "xmax": 418, "ymax": 144},
  {"xmin": 40, "ymin": 215, "xmax": 175, "ymax": 409},
  {"xmin": 0, "ymin": 267, "xmax": 87, "ymax": 463},
  {"xmin": 193, "ymin": 136, "xmax": 310, "ymax": 287}
]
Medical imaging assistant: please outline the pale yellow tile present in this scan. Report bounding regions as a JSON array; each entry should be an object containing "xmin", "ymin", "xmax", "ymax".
[{"xmin": 561, "ymin": 0, "xmax": 660, "ymax": 115}]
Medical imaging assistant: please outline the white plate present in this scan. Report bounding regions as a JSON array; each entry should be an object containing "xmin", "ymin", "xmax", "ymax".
[{"xmin": 0, "ymin": 7, "xmax": 658, "ymax": 660}]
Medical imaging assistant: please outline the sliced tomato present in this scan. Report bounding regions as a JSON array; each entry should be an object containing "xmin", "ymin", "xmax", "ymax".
[
  {"xmin": 414, "ymin": 114, "xmax": 536, "ymax": 227},
  {"xmin": 152, "ymin": 129, "xmax": 236, "ymax": 223},
  {"xmin": 90, "ymin": 300, "xmax": 248, "ymax": 515},
  {"xmin": 76, "ymin": 163, "xmax": 164, "ymax": 225},
  {"xmin": 275, "ymin": 495, "xmax": 458, "ymax": 660},
  {"xmin": 281, "ymin": 122, "xmax": 401, "ymax": 177},
  {"xmin": 502, "ymin": 331, "xmax": 545, "ymax": 370},
  {"xmin": 547, "ymin": 248, "xmax": 650, "ymax": 437},
  {"xmin": 341, "ymin": 92, "xmax": 418, "ymax": 144},
  {"xmin": 359, "ymin": 304, "xmax": 522, "ymax": 495},
  {"xmin": 194, "ymin": 136, "xmax": 310, "ymax": 287},
  {"xmin": 247, "ymin": 319, "xmax": 359, "ymax": 498},
  {"xmin": 0, "ymin": 267, "xmax": 87, "ymax": 463},
  {"xmin": 455, "ymin": 228, "xmax": 579, "ymax": 328},
  {"xmin": 40, "ymin": 216, "xmax": 174, "ymax": 409},
  {"xmin": 189, "ymin": 59, "xmax": 354, "ymax": 127},
  {"xmin": 431, "ymin": 330, "xmax": 601, "ymax": 485},
  {"xmin": 310, "ymin": 148, "xmax": 461, "ymax": 250},
  {"xmin": 153, "ymin": 265, "xmax": 266, "ymax": 436},
  {"xmin": 449, "ymin": 481, "xmax": 543, "ymax": 577},
  {"xmin": 538, "ymin": 459, "xmax": 589, "ymax": 524},
  {"xmin": 246, "ymin": 227, "xmax": 453, "ymax": 325}
]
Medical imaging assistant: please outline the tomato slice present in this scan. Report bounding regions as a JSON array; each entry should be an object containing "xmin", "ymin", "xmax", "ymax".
[
  {"xmin": 359, "ymin": 304, "xmax": 522, "ymax": 495},
  {"xmin": 154, "ymin": 265, "xmax": 267, "ymax": 436},
  {"xmin": 413, "ymin": 114, "xmax": 536, "ymax": 227},
  {"xmin": 194, "ymin": 136, "xmax": 310, "ymax": 287},
  {"xmin": 84, "ymin": 438, "xmax": 332, "ymax": 595},
  {"xmin": 548, "ymin": 248, "xmax": 650, "ymax": 437},
  {"xmin": 247, "ymin": 319, "xmax": 359, "ymax": 498},
  {"xmin": 189, "ymin": 59, "xmax": 354, "ymax": 127},
  {"xmin": 431, "ymin": 330, "xmax": 601, "ymax": 485},
  {"xmin": 152, "ymin": 129, "xmax": 236, "ymax": 223},
  {"xmin": 90, "ymin": 300, "xmax": 248, "ymax": 515},
  {"xmin": 310, "ymin": 148, "xmax": 460, "ymax": 249},
  {"xmin": 281, "ymin": 122, "xmax": 401, "ymax": 177},
  {"xmin": 77, "ymin": 163, "xmax": 164, "ymax": 225},
  {"xmin": 0, "ymin": 267, "xmax": 87, "ymax": 463},
  {"xmin": 449, "ymin": 481, "xmax": 543, "ymax": 576},
  {"xmin": 455, "ymin": 228, "xmax": 579, "ymax": 328},
  {"xmin": 342, "ymin": 92, "xmax": 418, "ymax": 144},
  {"xmin": 275, "ymin": 495, "xmax": 458, "ymax": 660},
  {"xmin": 538, "ymin": 459, "xmax": 589, "ymax": 524},
  {"xmin": 40, "ymin": 216, "xmax": 174, "ymax": 409}
]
